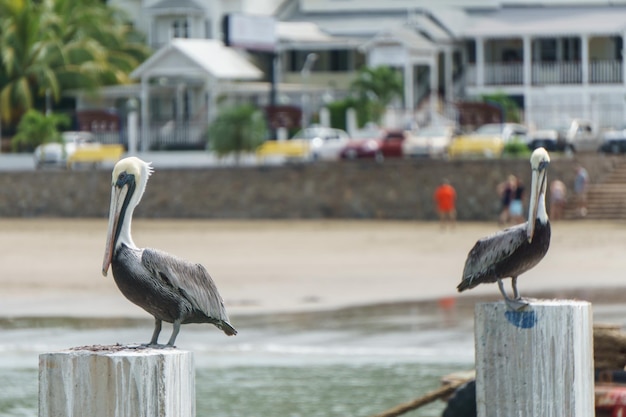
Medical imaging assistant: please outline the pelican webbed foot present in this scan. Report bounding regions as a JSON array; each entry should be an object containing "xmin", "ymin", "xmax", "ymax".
[
  {"xmin": 498, "ymin": 278, "xmax": 530, "ymax": 311},
  {"xmin": 504, "ymin": 297, "xmax": 529, "ymax": 311}
]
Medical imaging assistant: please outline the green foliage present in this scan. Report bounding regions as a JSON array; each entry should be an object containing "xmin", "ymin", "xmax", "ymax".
[
  {"xmin": 503, "ymin": 139, "xmax": 531, "ymax": 158},
  {"xmin": 207, "ymin": 104, "xmax": 267, "ymax": 161},
  {"xmin": 325, "ymin": 96, "xmax": 370, "ymax": 130},
  {"xmin": 481, "ymin": 92, "xmax": 521, "ymax": 123},
  {"xmin": 349, "ymin": 65, "xmax": 403, "ymax": 124},
  {"xmin": 12, "ymin": 109, "xmax": 70, "ymax": 151},
  {"xmin": 0, "ymin": 0, "xmax": 150, "ymax": 126}
]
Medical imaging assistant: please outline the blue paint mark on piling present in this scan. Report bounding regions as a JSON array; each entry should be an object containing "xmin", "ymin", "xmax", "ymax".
[{"xmin": 505, "ymin": 310, "xmax": 537, "ymax": 329}]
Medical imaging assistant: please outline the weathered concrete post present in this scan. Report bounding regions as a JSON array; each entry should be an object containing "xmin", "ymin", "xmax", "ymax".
[
  {"xmin": 39, "ymin": 346, "xmax": 195, "ymax": 417},
  {"xmin": 475, "ymin": 300, "xmax": 594, "ymax": 417}
]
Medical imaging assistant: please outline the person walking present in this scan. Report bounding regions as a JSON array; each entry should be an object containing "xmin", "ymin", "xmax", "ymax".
[
  {"xmin": 434, "ymin": 178, "xmax": 457, "ymax": 230},
  {"xmin": 574, "ymin": 165, "xmax": 589, "ymax": 217}
]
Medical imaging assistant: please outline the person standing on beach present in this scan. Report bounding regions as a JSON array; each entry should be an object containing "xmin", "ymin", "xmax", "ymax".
[
  {"xmin": 550, "ymin": 179, "xmax": 567, "ymax": 220},
  {"xmin": 497, "ymin": 175, "xmax": 517, "ymax": 225},
  {"xmin": 574, "ymin": 165, "xmax": 589, "ymax": 217},
  {"xmin": 433, "ymin": 178, "xmax": 457, "ymax": 230},
  {"xmin": 509, "ymin": 176, "xmax": 525, "ymax": 224}
]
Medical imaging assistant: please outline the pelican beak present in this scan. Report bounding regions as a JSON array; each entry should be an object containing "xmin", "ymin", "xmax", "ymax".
[
  {"xmin": 527, "ymin": 161, "xmax": 548, "ymax": 242},
  {"xmin": 102, "ymin": 184, "xmax": 129, "ymax": 276}
]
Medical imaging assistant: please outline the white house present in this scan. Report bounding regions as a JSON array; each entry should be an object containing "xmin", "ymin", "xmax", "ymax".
[{"xmin": 98, "ymin": 0, "xmax": 626, "ymax": 148}]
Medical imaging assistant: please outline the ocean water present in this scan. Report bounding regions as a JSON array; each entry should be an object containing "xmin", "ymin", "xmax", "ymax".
[
  {"xmin": 3, "ymin": 300, "xmax": 626, "ymax": 417},
  {"xmin": 0, "ymin": 301, "xmax": 476, "ymax": 417}
]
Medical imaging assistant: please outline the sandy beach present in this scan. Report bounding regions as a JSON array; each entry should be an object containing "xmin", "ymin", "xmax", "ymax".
[{"xmin": 1, "ymin": 218, "xmax": 626, "ymax": 319}]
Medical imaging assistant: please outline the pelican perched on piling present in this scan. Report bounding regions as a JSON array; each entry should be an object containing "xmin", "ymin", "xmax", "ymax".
[
  {"xmin": 457, "ymin": 147, "xmax": 551, "ymax": 310},
  {"xmin": 102, "ymin": 157, "xmax": 237, "ymax": 347}
]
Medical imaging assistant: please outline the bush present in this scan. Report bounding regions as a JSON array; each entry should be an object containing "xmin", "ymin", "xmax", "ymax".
[
  {"xmin": 207, "ymin": 104, "xmax": 267, "ymax": 161},
  {"xmin": 12, "ymin": 110, "xmax": 70, "ymax": 152},
  {"xmin": 503, "ymin": 139, "xmax": 531, "ymax": 157}
]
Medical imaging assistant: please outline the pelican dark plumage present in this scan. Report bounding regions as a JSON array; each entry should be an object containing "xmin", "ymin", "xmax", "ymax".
[
  {"xmin": 102, "ymin": 157, "xmax": 237, "ymax": 347},
  {"xmin": 457, "ymin": 147, "xmax": 551, "ymax": 310}
]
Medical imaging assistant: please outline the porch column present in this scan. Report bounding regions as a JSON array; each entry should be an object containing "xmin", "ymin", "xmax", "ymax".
[
  {"xmin": 140, "ymin": 76, "xmax": 150, "ymax": 152},
  {"xmin": 476, "ymin": 37, "xmax": 485, "ymax": 87},
  {"xmin": 523, "ymin": 35, "xmax": 533, "ymax": 128},
  {"xmin": 176, "ymin": 83, "xmax": 185, "ymax": 126},
  {"xmin": 445, "ymin": 47, "xmax": 454, "ymax": 102},
  {"xmin": 581, "ymin": 34, "xmax": 589, "ymax": 84},
  {"xmin": 404, "ymin": 56, "xmax": 414, "ymax": 113},
  {"xmin": 581, "ymin": 34, "xmax": 590, "ymax": 119},
  {"xmin": 623, "ymin": 32, "xmax": 626, "ymax": 87},
  {"xmin": 622, "ymin": 32, "xmax": 626, "ymax": 123},
  {"xmin": 206, "ymin": 78, "xmax": 218, "ymax": 124},
  {"xmin": 430, "ymin": 55, "xmax": 439, "ymax": 120}
]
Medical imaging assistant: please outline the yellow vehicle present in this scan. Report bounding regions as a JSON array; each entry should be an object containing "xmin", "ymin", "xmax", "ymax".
[
  {"xmin": 67, "ymin": 143, "xmax": 125, "ymax": 169},
  {"xmin": 255, "ymin": 139, "xmax": 310, "ymax": 162},
  {"xmin": 448, "ymin": 123, "xmax": 528, "ymax": 159}
]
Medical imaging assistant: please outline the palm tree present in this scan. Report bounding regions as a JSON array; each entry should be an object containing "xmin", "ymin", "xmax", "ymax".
[
  {"xmin": 0, "ymin": 0, "xmax": 57, "ymax": 123},
  {"xmin": 350, "ymin": 65, "xmax": 403, "ymax": 124},
  {"xmin": 207, "ymin": 104, "xmax": 267, "ymax": 164},
  {"xmin": 0, "ymin": 0, "xmax": 150, "ymax": 126}
]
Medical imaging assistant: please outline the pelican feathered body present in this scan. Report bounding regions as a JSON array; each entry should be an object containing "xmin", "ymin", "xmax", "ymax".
[
  {"xmin": 102, "ymin": 157, "xmax": 236, "ymax": 346},
  {"xmin": 457, "ymin": 147, "xmax": 551, "ymax": 310}
]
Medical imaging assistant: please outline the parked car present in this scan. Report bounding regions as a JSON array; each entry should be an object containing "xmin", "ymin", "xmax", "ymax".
[
  {"xmin": 339, "ymin": 128, "xmax": 406, "ymax": 161},
  {"xmin": 598, "ymin": 128, "xmax": 626, "ymax": 154},
  {"xmin": 256, "ymin": 124, "xmax": 351, "ymax": 162},
  {"xmin": 33, "ymin": 131, "xmax": 97, "ymax": 169},
  {"xmin": 528, "ymin": 119, "xmax": 598, "ymax": 153},
  {"xmin": 526, "ymin": 128, "xmax": 570, "ymax": 152},
  {"xmin": 292, "ymin": 124, "xmax": 351, "ymax": 160},
  {"xmin": 402, "ymin": 125, "xmax": 456, "ymax": 158},
  {"xmin": 448, "ymin": 123, "xmax": 528, "ymax": 159}
]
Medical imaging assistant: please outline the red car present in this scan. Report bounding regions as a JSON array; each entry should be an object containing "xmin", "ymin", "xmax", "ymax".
[{"xmin": 339, "ymin": 128, "xmax": 406, "ymax": 161}]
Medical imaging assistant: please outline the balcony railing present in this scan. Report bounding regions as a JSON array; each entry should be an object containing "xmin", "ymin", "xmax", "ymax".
[
  {"xmin": 590, "ymin": 60, "xmax": 623, "ymax": 83},
  {"xmin": 465, "ymin": 60, "xmax": 623, "ymax": 86}
]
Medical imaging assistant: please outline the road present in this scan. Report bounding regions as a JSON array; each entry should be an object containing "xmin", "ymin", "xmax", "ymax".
[{"xmin": 0, "ymin": 150, "xmax": 267, "ymax": 171}]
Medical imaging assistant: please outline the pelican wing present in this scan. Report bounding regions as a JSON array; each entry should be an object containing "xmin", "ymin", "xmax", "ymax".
[
  {"xmin": 459, "ymin": 222, "xmax": 527, "ymax": 291},
  {"xmin": 141, "ymin": 248, "xmax": 229, "ymax": 321}
]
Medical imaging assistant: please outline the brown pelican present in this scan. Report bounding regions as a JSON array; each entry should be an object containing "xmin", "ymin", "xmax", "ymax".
[
  {"xmin": 457, "ymin": 147, "xmax": 551, "ymax": 310},
  {"xmin": 102, "ymin": 157, "xmax": 237, "ymax": 347}
]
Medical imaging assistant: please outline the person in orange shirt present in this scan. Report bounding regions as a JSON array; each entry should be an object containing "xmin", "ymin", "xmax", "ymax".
[{"xmin": 434, "ymin": 178, "xmax": 457, "ymax": 230}]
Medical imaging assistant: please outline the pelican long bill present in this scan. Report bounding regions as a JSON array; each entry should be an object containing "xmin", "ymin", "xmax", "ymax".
[{"xmin": 102, "ymin": 184, "xmax": 129, "ymax": 276}]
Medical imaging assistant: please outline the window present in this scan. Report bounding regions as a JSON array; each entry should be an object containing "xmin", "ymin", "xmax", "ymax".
[
  {"xmin": 172, "ymin": 18, "xmax": 189, "ymax": 38},
  {"xmin": 540, "ymin": 39, "xmax": 557, "ymax": 62}
]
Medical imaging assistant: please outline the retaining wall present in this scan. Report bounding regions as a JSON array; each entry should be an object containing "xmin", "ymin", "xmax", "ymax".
[{"xmin": 0, "ymin": 155, "xmax": 619, "ymax": 221}]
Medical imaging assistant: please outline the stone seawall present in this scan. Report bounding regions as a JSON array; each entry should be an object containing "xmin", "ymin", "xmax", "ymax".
[{"xmin": 0, "ymin": 155, "xmax": 618, "ymax": 221}]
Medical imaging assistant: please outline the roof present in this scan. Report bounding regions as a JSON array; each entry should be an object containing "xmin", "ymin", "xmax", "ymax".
[
  {"xmin": 461, "ymin": 6, "xmax": 626, "ymax": 37},
  {"xmin": 130, "ymin": 39, "xmax": 263, "ymax": 81},
  {"xmin": 148, "ymin": 0, "xmax": 203, "ymax": 10},
  {"xmin": 360, "ymin": 26, "xmax": 438, "ymax": 54},
  {"xmin": 282, "ymin": 9, "xmax": 455, "ymax": 42},
  {"xmin": 276, "ymin": 21, "xmax": 360, "ymax": 50}
]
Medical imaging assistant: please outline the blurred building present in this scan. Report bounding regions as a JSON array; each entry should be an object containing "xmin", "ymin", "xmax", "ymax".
[{"xmin": 82, "ymin": 0, "xmax": 626, "ymax": 148}]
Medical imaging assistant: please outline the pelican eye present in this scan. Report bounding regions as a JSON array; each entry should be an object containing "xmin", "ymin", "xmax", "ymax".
[
  {"xmin": 115, "ymin": 171, "xmax": 134, "ymax": 187},
  {"xmin": 539, "ymin": 160, "xmax": 550, "ymax": 170}
]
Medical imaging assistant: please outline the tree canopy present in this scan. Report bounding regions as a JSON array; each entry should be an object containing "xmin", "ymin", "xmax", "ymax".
[
  {"xmin": 349, "ymin": 65, "xmax": 403, "ymax": 124},
  {"xmin": 0, "ymin": 0, "xmax": 150, "ymax": 125},
  {"xmin": 207, "ymin": 104, "xmax": 267, "ymax": 163}
]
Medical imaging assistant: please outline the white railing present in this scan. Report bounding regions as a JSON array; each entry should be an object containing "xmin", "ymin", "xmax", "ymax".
[
  {"xmin": 150, "ymin": 122, "xmax": 207, "ymax": 150},
  {"xmin": 532, "ymin": 61, "xmax": 582, "ymax": 85},
  {"xmin": 484, "ymin": 62, "xmax": 523, "ymax": 85},
  {"xmin": 590, "ymin": 60, "xmax": 622, "ymax": 83},
  {"xmin": 465, "ymin": 60, "xmax": 623, "ymax": 86}
]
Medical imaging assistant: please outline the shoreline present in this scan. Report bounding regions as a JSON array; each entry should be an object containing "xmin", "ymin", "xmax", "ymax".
[{"xmin": 2, "ymin": 219, "xmax": 626, "ymax": 320}]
